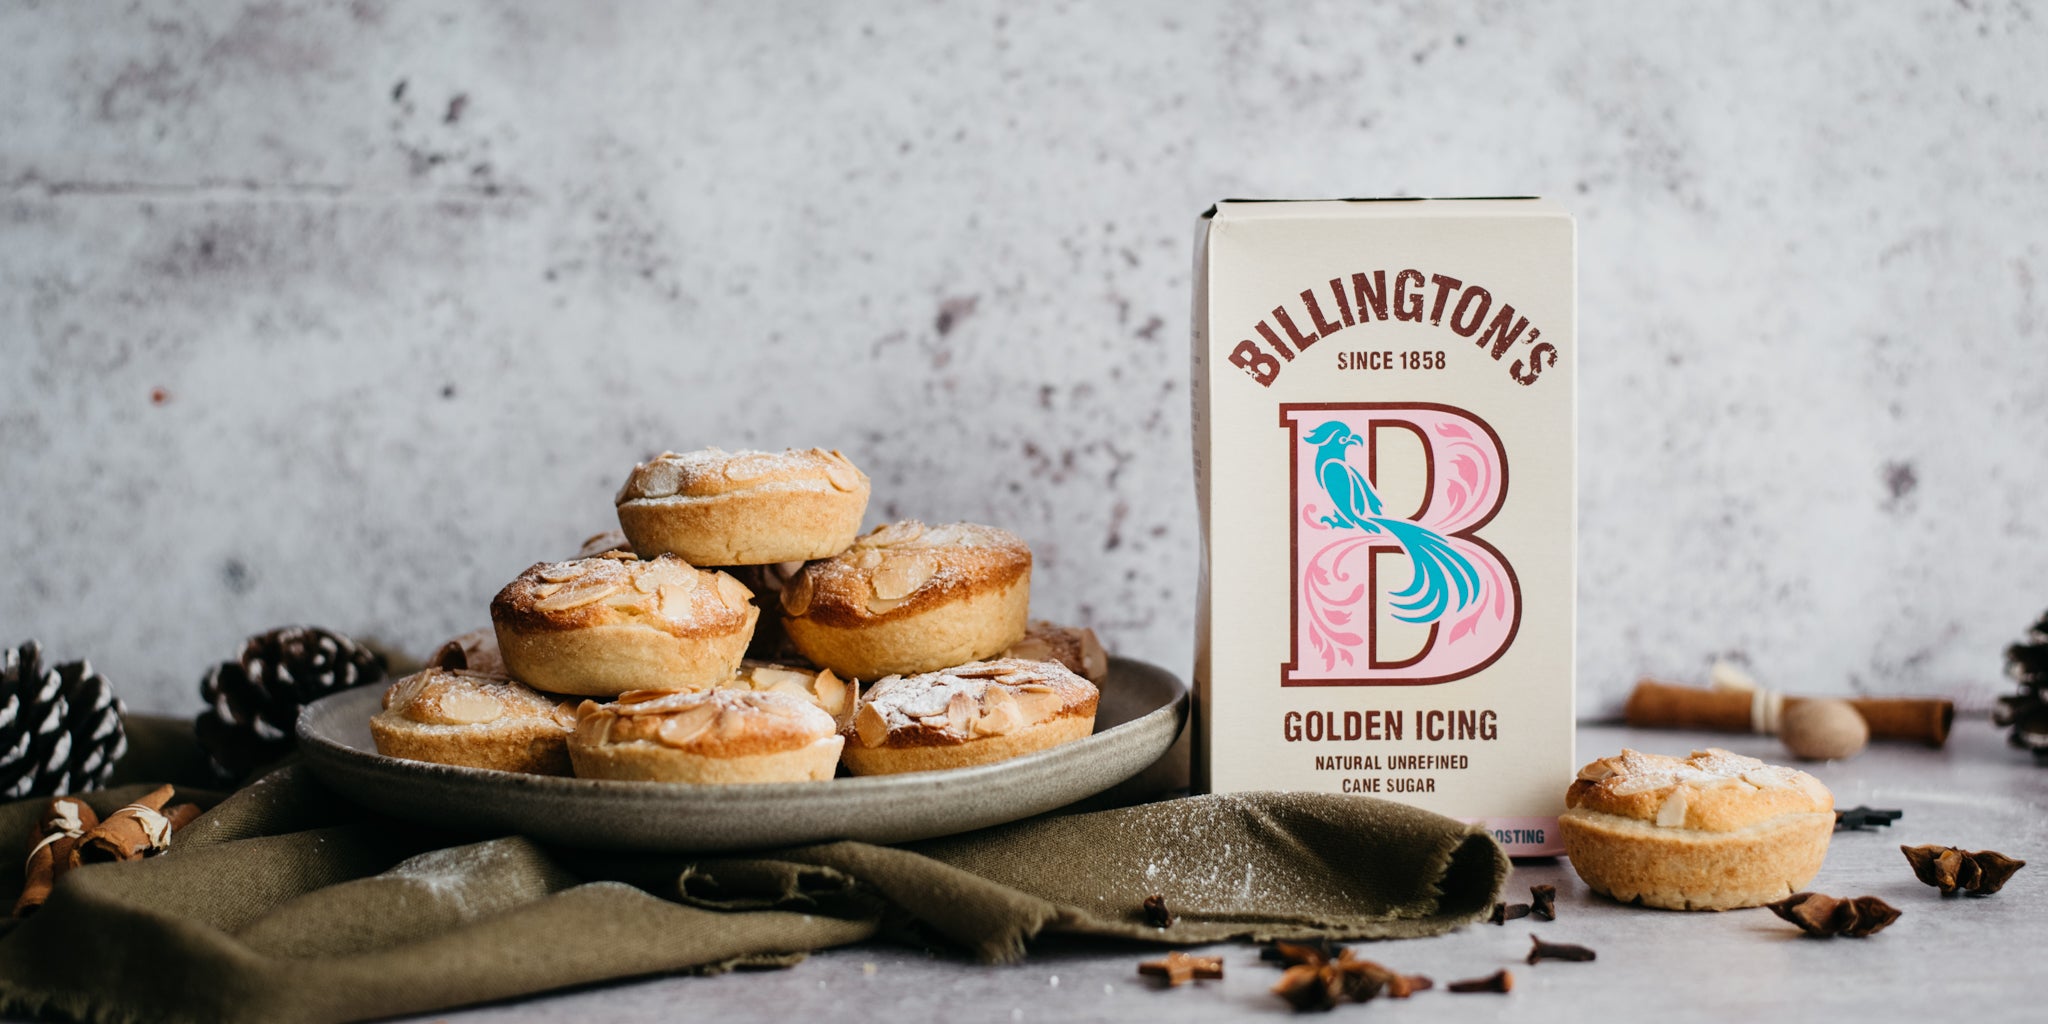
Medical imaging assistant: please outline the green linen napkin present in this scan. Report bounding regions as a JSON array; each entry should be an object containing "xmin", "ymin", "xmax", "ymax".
[{"xmin": 0, "ymin": 717, "xmax": 1506, "ymax": 1024}]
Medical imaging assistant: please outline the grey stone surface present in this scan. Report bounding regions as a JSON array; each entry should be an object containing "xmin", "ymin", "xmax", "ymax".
[
  {"xmin": 393, "ymin": 720, "xmax": 2046, "ymax": 1023},
  {"xmin": 3, "ymin": 1, "xmax": 2046, "ymax": 715}
]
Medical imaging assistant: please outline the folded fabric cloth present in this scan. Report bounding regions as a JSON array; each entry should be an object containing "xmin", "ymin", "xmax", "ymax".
[{"xmin": 0, "ymin": 719, "xmax": 1506, "ymax": 1024}]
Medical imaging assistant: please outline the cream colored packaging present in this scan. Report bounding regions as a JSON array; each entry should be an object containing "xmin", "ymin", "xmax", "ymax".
[{"xmin": 1191, "ymin": 199, "xmax": 1575, "ymax": 855}]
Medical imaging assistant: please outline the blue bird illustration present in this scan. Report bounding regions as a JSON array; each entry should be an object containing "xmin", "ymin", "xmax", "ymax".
[{"xmin": 1303, "ymin": 421, "xmax": 1480, "ymax": 624}]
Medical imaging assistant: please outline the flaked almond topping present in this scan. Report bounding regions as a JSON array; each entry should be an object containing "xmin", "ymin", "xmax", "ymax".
[
  {"xmin": 863, "ymin": 520, "xmax": 925, "ymax": 548},
  {"xmin": 951, "ymin": 663, "xmax": 1011, "ymax": 679},
  {"xmin": 1013, "ymin": 688, "xmax": 1065, "ymax": 724},
  {"xmin": 781, "ymin": 572, "xmax": 814, "ymax": 617},
  {"xmin": 1079, "ymin": 629, "xmax": 1108, "ymax": 680},
  {"xmin": 533, "ymin": 575, "xmax": 623, "ymax": 612},
  {"xmin": 537, "ymin": 562, "xmax": 587, "ymax": 584},
  {"xmin": 1576, "ymin": 761, "xmax": 1616, "ymax": 782},
  {"xmin": 747, "ymin": 666, "xmax": 814, "ymax": 690},
  {"xmin": 870, "ymin": 552, "xmax": 937, "ymax": 601},
  {"xmin": 657, "ymin": 578, "xmax": 696, "ymax": 614},
  {"xmin": 1742, "ymin": 768, "xmax": 1786, "ymax": 789},
  {"xmin": 714, "ymin": 572, "xmax": 753, "ymax": 611},
  {"xmin": 616, "ymin": 690, "xmax": 674, "ymax": 706},
  {"xmin": 1608, "ymin": 775, "xmax": 1663, "ymax": 796},
  {"xmin": 822, "ymin": 451, "xmax": 862, "ymax": 492},
  {"xmin": 813, "ymin": 669, "xmax": 849, "ymax": 716},
  {"xmin": 530, "ymin": 582, "xmax": 563, "ymax": 599},
  {"xmin": 865, "ymin": 593, "xmax": 912, "ymax": 615},
  {"xmin": 657, "ymin": 704, "xmax": 719, "ymax": 748},
  {"xmin": 855, "ymin": 702, "xmax": 889, "ymax": 748},
  {"xmin": 973, "ymin": 688, "xmax": 1024, "ymax": 737},
  {"xmin": 631, "ymin": 459, "xmax": 684, "ymax": 499},
  {"xmin": 848, "ymin": 547, "xmax": 886, "ymax": 570},
  {"xmin": 435, "ymin": 688, "xmax": 506, "ymax": 725},
  {"xmin": 1655, "ymin": 789, "xmax": 1690, "ymax": 828},
  {"xmin": 1007, "ymin": 637, "xmax": 1055, "ymax": 661},
  {"xmin": 551, "ymin": 703, "xmax": 580, "ymax": 728},
  {"xmin": 944, "ymin": 691, "xmax": 977, "ymax": 736},
  {"xmin": 631, "ymin": 571, "xmax": 658, "ymax": 594}
]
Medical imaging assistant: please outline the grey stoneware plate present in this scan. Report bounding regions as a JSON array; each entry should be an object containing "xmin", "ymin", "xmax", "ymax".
[{"xmin": 297, "ymin": 656, "xmax": 1187, "ymax": 852}]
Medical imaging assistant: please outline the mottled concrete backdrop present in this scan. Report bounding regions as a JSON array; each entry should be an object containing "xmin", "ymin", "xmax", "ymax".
[{"xmin": 3, "ymin": 1, "xmax": 2044, "ymax": 716}]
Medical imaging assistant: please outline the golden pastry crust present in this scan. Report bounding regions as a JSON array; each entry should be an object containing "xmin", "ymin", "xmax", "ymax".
[
  {"xmin": 490, "ymin": 552, "xmax": 758, "ymax": 697},
  {"xmin": 1560, "ymin": 748, "xmax": 1835, "ymax": 910},
  {"xmin": 1002, "ymin": 620, "xmax": 1109, "ymax": 683},
  {"xmin": 840, "ymin": 659, "xmax": 1098, "ymax": 776},
  {"xmin": 369, "ymin": 668, "xmax": 577, "ymax": 775},
  {"xmin": 615, "ymin": 447, "xmax": 870, "ymax": 565},
  {"xmin": 782, "ymin": 521, "xmax": 1032, "ymax": 679},
  {"xmin": 569, "ymin": 688, "xmax": 843, "ymax": 783}
]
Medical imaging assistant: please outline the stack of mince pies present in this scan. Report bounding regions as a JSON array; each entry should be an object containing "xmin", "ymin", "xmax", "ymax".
[{"xmin": 369, "ymin": 447, "xmax": 1111, "ymax": 785}]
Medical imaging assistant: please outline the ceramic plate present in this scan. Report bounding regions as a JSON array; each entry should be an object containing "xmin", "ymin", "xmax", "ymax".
[{"xmin": 297, "ymin": 656, "xmax": 1187, "ymax": 852}]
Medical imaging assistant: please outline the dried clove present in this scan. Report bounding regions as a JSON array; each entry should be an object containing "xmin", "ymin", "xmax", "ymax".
[
  {"xmin": 1138, "ymin": 950, "xmax": 1224, "ymax": 987},
  {"xmin": 1530, "ymin": 884, "xmax": 1558, "ymax": 921},
  {"xmin": 1834, "ymin": 806, "xmax": 1903, "ymax": 831},
  {"xmin": 1765, "ymin": 892, "xmax": 1901, "ymax": 938},
  {"xmin": 1447, "ymin": 969, "xmax": 1513, "ymax": 994},
  {"xmin": 1526, "ymin": 936, "xmax": 1596, "ymax": 964},
  {"xmin": 1901, "ymin": 845, "xmax": 2027, "ymax": 896},
  {"xmin": 1141, "ymin": 893, "xmax": 1176, "ymax": 928},
  {"xmin": 1490, "ymin": 901, "xmax": 1531, "ymax": 924},
  {"xmin": 1260, "ymin": 938, "xmax": 1346, "ymax": 968}
]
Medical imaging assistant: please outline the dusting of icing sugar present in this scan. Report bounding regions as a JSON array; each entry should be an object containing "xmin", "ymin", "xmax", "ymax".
[
  {"xmin": 861, "ymin": 659, "xmax": 1090, "ymax": 731},
  {"xmin": 1586, "ymin": 747, "xmax": 1810, "ymax": 795},
  {"xmin": 618, "ymin": 447, "xmax": 857, "ymax": 502}
]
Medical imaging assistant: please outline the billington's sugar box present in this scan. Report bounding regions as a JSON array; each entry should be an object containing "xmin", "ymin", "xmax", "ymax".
[{"xmin": 1191, "ymin": 199, "xmax": 1575, "ymax": 855}]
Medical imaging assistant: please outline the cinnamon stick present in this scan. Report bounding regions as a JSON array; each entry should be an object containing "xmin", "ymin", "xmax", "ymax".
[
  {"xmin": 1625, "ymin": 679, "xmax": 1953, "ymax": 747},
  {"xmin": 68, "ymin": 785, "xmax": 178, "ymax": 867},
  {"xmin": 14, "ymin": 796, "xmax": 100, "ymax": 917}
]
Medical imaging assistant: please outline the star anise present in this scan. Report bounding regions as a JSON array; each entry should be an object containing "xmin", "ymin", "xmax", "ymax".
[
  {"xmin": 1266, "ymin": 945, "xmax": 1429, "ymax": 1012},
  {"xmin": 1765, "ymin": 892, "xmax": 1901, "ymax": 937},
  {"xmin": 1901, "ymin": 845, "xmax": 2026, "ymax": 895}
]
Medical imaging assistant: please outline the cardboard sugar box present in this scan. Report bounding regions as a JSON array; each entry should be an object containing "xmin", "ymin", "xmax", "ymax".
[{"xmin": 1190, "ymin": 199, "xmax": 1576, "ymax": 855}]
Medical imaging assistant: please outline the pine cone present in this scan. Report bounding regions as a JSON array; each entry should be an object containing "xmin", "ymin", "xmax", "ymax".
[
  {"xmin": 1997, "ymin": 611, "xmax": 2048, "ymax": 763},
  {"xmin": 0, "ymin": 641, "xmax": 129, "ymax": 799},
  {"xmin": 195, "ymin": 626, "xmax": 387, "ymax": 781}
]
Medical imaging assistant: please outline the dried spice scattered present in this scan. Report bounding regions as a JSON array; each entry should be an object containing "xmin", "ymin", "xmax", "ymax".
[
  {"xmin": 1765, "ymin": 892, "xmax": 1901, "ymax": 937},
  {"xmin": 1901, "ymin": 845, "xmax": 2027, "ymax": 896},
  {"xmin": 1526, "ymin": 936, "xmax": 1596, "ymax": 964},
  {"xmin": 1490, "ymin": 901, "xmax": 1531, "ymax": 924},
  {"xmin": 1260, "ymin": 938, "xmax": 1346, "ymax": 967},
  {"xmin": 1137, "ymin": 951, "xmax": 1224, "ymax": 987},
  {"xmin": 1530, "ymin": 884, "xmax": 1558, "ymax": 921},
  {"xmin": 1141, "ymin": 893, "xmax": 1176, "ymax": 928},
  {"xmin": 1834, "ymin": 806, "xmax": 1904, "ymax": 831},
  {"xmin": 1265, "ymin": 943, "xmax": 1429, "ymax": 1012},
  {"xmin": 1446, "ymin": 969, "xmax": 1513, "ymax": 994}
]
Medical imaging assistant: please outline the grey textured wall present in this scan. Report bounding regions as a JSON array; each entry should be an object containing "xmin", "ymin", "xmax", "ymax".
[{"xmin": 3, "ymin": 1, "xmax": 2044, "ymax": 716}]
